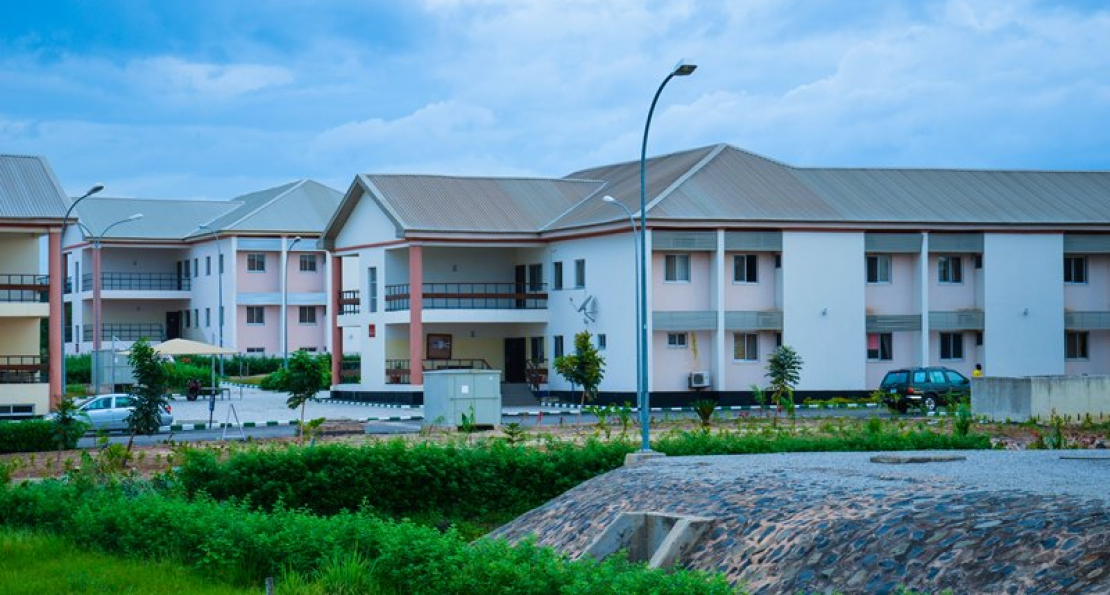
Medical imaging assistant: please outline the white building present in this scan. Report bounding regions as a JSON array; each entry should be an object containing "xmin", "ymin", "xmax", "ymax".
[{"xmin": 324, "ymin": 145, "xmax": 1110, "ymax": 405}]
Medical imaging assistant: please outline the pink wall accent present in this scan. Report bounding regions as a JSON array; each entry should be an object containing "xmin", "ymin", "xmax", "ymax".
[
  {"xmin": 724, "ymin": 253, "xmax": 776, "ymax": 310},
  {"xmin": 651, "ymin": 330, "xmax": 713, "ymax": 392},
  {"xmin": 287, "ymin": 253, "xmax": 326, "ymax": 293},
  {"xmin": 929, "ymin": 255, "xmax": 978, "ymax": 311},
  {"xmin": 865, "ymin": 254, "xmax": 918, "ymax": 315},
  {"xmin": 652, "ymin": 253, "xmax": 711, "ymax": 311},
  {"xmin": 409, "ymin": 246, "xmax": 423, "ymax": 385},
  {"xmin": 1064, "ymin": 255, "xmax": 1110, "ymax": 311},
  {"xmin": 331, "ymin": 258, "xmax": 343, "ymax": 385},
  {"xmin": 237, "ymin": 306, "xmax": 280, "ymax": 353},
  {"xmin": 48, "ymin": 230, "xmax": 62, "ymax": 407},
  {"xmin": 237, "ymin": 252, "xmax": 280, "ymax": 292}
]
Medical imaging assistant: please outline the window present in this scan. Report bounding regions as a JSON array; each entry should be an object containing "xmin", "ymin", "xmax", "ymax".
[
  {"xmin": 219, "ymin": 254, "xmax": 224, "ymax": 274},
  {"xmin": 597, "ymin": 334, "xmax": 607, "ymax": 350},
  {"xmin": 247, "ymin": 253, "xmax": 266, "ymax": 272},
  {"xmin": 975, "ymin": 331, "xmax": 983, "ymax": 346},
  {"xmin": 246, "ymin": 347, "xmax": 265, "ymax": 354},
  {"xmin": 867, "ymin": 332, "xmax": 893, "ymax": 361},
  {"xmin": 528, "ymin": 263, "xmax": 543, "ymax": 290},
  {"xmin": 300, "ymin": 254, "xmax": 318, "ymax": 272},
  {"xmin": 938, "ymin": 256, "xmax": 962, "ymax": 284},
  {"xmin": 733, "ymin": 333, "xmax": 758, "ymax": 361},
  {"xmin": 866, "ymin": 255, "xmax": 891, "ymax": 284},
  {"xmin": 1066, "ymin": 331, "xmax": 1089, "ymax": 360},
  {"xmin": 553, "ymin": 335, "xmax": 564, "ymax": 359},
  {"xmin": 299, "ymin": 306, "xmax": 317, "ymax": 325},
  {"xmin": 733, "ymin": 254, "xmax": 758, "ymax": 283},
  {"xmin": 219, "ymin": 306, "xmax": 224, "ymax": 327},
  {"xmin": 206, "ymin": 256, "xmax": 211, "ymax": 276},
  {"xmin": 775, "ymin": 332, "xmax": 783, "ymax": 347},
  {"xmin": 974, "ymin": 254, "xmax": 983, "ymax": 269},
  {"xmin": 194, "ymin": 309, "xmax": 199, "ymax": 328},
  {"xmin": 368, "ymin": 267, "xmax": 378, "ymax": 313},
  {"xmin": 530, "ymin": 336, "xmax": 545, "ymax": 362},
  {"xmin": 939, "ymin": 332, "xmax": 964, "ymax": 360},
  {"xmin": 183, "ymin": 260, "xmax": 191, "ymax": 278},
  {"xmin": 775, "ymin": 254, "xmax": 782, "ymax": 269},
  {"xmin": 184, "ymin": 310, "xmax": 191, "ymax": 328},
  {"xmin": 913, "ymin": 370, "xmax": 927, "ymax": 383},
  {"xmin": 666, "ymin": 333, "xmax": 688, "ymax": 348},
  {"xmin": 553, "ymin": 262, "xmax": 563, "ymax": 290},
  {"xmin": 205, "ymin": 308, "xmax": 211, "ymax": 328},
  {"xmin": 194, "ymin": 258, "xmax": 199, "ymax": 278},
  {"xmin": 664, "ymin": 254, "xmax": 691, "ymax": 282},
  {"xmin": 247, "ymin": 306, "xmax": 265, "ymax": 325},
  {"xmin": 301, "ymin": 347, "xmax": 318, "ymax": 353},
  {"xmin": 1064, "ymin": 256, "xmax": 1087, "ymax": 284},
  {"xmin": 574, "ymin": 259, "xmax": 585, "ymax": 288}
]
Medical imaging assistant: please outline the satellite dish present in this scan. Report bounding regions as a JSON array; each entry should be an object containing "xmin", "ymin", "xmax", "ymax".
[{"xmin": 576, "ymin": 295, "xmax": 598, "ymax": 323}]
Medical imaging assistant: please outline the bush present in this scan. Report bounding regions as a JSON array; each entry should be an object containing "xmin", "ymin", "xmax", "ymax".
[
  {"xmin": 653, "ymin": 427, "xmax": 991, "ymax": 457},
  {"xmin": 0, "ymin": 420, "xmax": 82, "ymax": 454},
  {"xmin": 258, "ymin": 354, "xmax": 330, "ymax": 392},
  {"xmin": 163, "ymin": 362, "xmax": 213, "ymax": 392},
  {"xmin": 64, "ymin": 355, "xmax": 91, "ymax": 384}
]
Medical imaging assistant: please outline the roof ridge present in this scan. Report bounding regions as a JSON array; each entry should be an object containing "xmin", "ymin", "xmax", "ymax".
[
  {"xmin": 216, "ymin": 179, "xmax": 307, "ymax": 232},
  {"xmin": 566, "ymin": 143, "xmax": 725, "ymax": 176},
  {"xmin": 365, "ymin": 172, "xmax": 598, "ymax": 184},
  {"xmin": 642, "ymin": 144, "xmax": 728, "ymax": 216},
  {"xmin": 538, "ymin": 183, "xmax": 610, "ymax": 232}
]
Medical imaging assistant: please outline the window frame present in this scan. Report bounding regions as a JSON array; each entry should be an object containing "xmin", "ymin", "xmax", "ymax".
[
  {"xmin": 733, "ymin": 254, "xmax": 758, "ymax": 284},
  {"xmin": 666, "ymin": 332, "xmax": 688, "ymax": 349},
  {"xmin": 246, "ymin": 306, "xmax": 266, "ymax": 326},
  {"xmin": 732, "ymin": 332, "xmax": 759, "ymax": 362},
  {"xmin": 1065, "ymin": 330, "xmax": 1089, "ymax": 360},
  {"xmin": 247, "ymin": 253, "xmax": 266, "ymax": 273},
  {"xmin": 866, "ymin": 254, "xmax": 892, "ymax": 284},
  {"xmin": 939, "ymin": 332, "xmax": 964, "ymax": 360},
  {"xmin": 367, "ymin": 266, "xmax": 378, "ymax": 313},
  {"xmin": 1064, "ymin": 256, "xmax": 1088, "ymax": 284},
  {"xmin": 552, "ymin": 261, "xmax": 563, "ymax": 290},
  {"xmin": 866, "ymin": 332, "xmax": 893, "ymax": 361},
  {"xmin": 664, "ymin": 254, "xmax": 691, "ymax": 283},
  {"xmin": 574, "ymin": 259, "xmax": 586, "ymax": 288},
  {"xmin": 298, "ymin": 306, "xmax": 317, "ymax": 325},
  {"xmin": 938, "ymin": 256, "xmax": 963, "ymax": 284},
  {"xmin": 553, "ymin": 335, "xmax": 564, "ymax": 359},
  {"xmin": 299, "ymin": 254, "xmax": 318, "ymax": 272}
]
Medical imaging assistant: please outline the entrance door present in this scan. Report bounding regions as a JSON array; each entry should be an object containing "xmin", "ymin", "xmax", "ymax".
[
  {"xmin": 504, "ymin": 337, "xmax": 527, "ymax": 382},
  {"xmin": 165, "ymin": 311, "xmax": 181, "ymax": 340}
]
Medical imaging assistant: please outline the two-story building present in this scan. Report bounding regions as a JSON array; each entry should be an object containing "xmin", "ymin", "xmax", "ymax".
[{"xmin": 325, "ymin": 144, "xmax": 1110, "ymax": 406}]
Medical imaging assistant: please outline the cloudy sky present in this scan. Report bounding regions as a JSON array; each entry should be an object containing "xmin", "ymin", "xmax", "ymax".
[{"xmin": 2, "ymin": 0, "xmax": 1108, "ymax": 199}]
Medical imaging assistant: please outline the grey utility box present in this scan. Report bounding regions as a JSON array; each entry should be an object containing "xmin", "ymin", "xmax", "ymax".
[{"xmin": 423, "ymin": 369, "xmax": 502, "ymax": 428}]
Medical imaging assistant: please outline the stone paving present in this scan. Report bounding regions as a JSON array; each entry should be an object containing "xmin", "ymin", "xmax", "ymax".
[{"xmin": 493, "ymin": 451, "xmax": 1110, "ymax": 595}]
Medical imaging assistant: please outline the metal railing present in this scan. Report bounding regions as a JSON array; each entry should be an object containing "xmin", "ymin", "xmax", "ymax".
[
  {"xmin": 0, "ymin": 356, "xmax": 47, "ymax": 384},
  {"xmin": 385, "ymin": 283, "xmax": 548, "ymax": 311},
  {"xmin": 83, "ymin": 272, "xmax": 191, "ymax": 291},
  {"xmin": 385, "ymin": 359, "xmax": 411, "ymax": 385},
  {"xmin": 339, "ymin": 290, "xmax": 360, "ymax": 315},
  {"xmin": 383, "ymin": 358, "xmax": 494, "ymax": 385},
  {"xmin": 82, "ymin": 323, "xmax": 166, "ymax": 342},
  {"xmin": 0, "ymin": 274, "xmax": 48, "ymax": 303}
]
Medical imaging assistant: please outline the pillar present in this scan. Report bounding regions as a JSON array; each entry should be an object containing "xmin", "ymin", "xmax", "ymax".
[
  {"xmin": 714, "ymin": 230, "xmax": 726, "ymax": 393},
  {"xmin": 408, "ymin": 245, "xmax": 423, "ymax": 385},
  {"xmin": 92, "ymin": 242, "xmax": 102, "ymax": 393},
  {"xmin": 919, "ymin": 232, "xmax": 930, "ymax": 367},
  {"xmin": 48, "ymin": 230, "xmax": 63, "ymax": 408},
  {"xmin": 330, "ymin": 254, "xmax": 343, "ymax": 386}
]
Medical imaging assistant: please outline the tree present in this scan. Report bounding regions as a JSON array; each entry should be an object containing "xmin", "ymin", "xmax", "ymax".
[
  {"xmin": 766, "ymin": 345, "xmax": 803, "ymax": 423},
  {"xmin": 51, "ymin": 395, "xmax": 89, "ymax": 458},
  {"xmin": 553, "ymin": 331, "xmax": 606, "ymax": 410},
  {"xmin": 285, "ymin": 350, "xmax": 329, "ymax": 442},
  {"xmin": 126, "ymin": 338, "xmax": 171, "ymax": 454}
]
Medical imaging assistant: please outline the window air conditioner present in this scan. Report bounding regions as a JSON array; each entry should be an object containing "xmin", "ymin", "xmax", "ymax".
[{"xmin": 689, "ymin": 371, "xmax": 711, "ymax": 389}]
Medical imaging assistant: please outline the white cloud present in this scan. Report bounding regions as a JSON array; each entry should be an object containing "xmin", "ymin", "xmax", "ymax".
[{"xmin": 125, "ymin": 57, "xmax": 295, "ymax": 101}]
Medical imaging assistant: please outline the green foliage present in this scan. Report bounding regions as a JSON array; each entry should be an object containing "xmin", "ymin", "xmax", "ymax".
[
  {"xmin": 260, "ymin": 367, "xmax": 291, "ymax": 391},
  {"xmin": 0, "ymin": 420, "xmax": 72, "ymax": 454},
  {"xmin": 653, "ymin": 426, "xmax": 991, "ymax": 457},
  {"xmin": 262, "ymin": 353, "xmax": 330, "ymax": 393},
  {"xmin": 64, "ymin": 354, "xmax": 91, "ymax": 384},
  {"xmin": 162, "ymin": 361, "xmax": 213, "ymax": 392},
  {"xmin": 50, "ymin": 395, "xmax": 90, "ymax": 452},
  {"xmin": 501, "ymin": 422, "xmax": 529, "ymax": 446},
  {"xmin": 553, "ymin": 331, "xmax": 606, "ymax": 407},
  {"xmin": 953, "ymin": 402, "xmax": 973, "ymax": 438},
  {"xmin": 126, "ymin": 339, "xmax": 171, "ymax": 438},
  {"xmin": 766, "ymin": 345, "xmax": 802, "ymax": 418},
  {"xmin": 692, "ymin": 399, "xmax": 717, "ymax": 429},
  {"xmin": 285, "ymin": 351, "xmax": 329, "ymax": 439}
]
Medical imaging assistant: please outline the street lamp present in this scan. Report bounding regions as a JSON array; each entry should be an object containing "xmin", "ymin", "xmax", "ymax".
[
  {"xmin": 59, "ymin": 183, "xmax": 104, "ymax": 399},
  {"xmin": 637, "ymin": 61, "xmax": 697, "ymax": 452},
  {"xmin": 283, "ymin": 236, "xmax": 302, "ymax": 368},
  {"xmin": 197, "ymin": 224, "xmax": 224, "ymax": 378},
  {"xmin": 79, "ymin": 213, "xmax": 143, "ymax": 394},
  {"xmin": 601, "ymin": 195, "xmax": 641, "ymax": 416}
]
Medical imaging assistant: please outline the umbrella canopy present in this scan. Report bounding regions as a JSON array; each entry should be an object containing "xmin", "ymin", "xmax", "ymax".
[{"xmin": 150, "ymin": 338, "xmax": 237, "ymax": 356}]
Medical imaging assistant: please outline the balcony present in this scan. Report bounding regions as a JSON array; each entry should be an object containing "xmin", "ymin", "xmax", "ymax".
[
  {"xmin": 0, "ymin": 274, "xmax": 48, "ymax": 303},
  {"xmin": 385, "ymin": 283, "xmax": 548, "ymax": 312},
  {"xmin": 0, "ymin": 356, "xmax": 47, "ymax": 384},
  {"xmin": 83, "ymin": 323, "xmax": 166, "ymax": 342},
  {"xmin": 82, "ymin": 272, "xmax": 191, "ymax": 292},
  {"xmin": 339, "ymin": 290, "xmax": 360, "ymax": 315},
  {"xmin": 384, "ymin": 358, "xmax": 492, "ymax": 385}
]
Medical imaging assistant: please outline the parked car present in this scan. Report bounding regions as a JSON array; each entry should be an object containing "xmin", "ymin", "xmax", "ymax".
[
  {"xmin": 52, "ymin": 394, "xmax": 174, "ymax": 432},
  {"xmin": 879, "ymin": 367, "xmax": 970, "ymax": 412}
]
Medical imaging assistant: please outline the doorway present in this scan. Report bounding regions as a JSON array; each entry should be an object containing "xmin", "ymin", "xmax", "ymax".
[
  {"xmin": 504, "ymin": 337, "xmax": 527, "ymax": 382},
  {"xmin": 165, "ymin": 311, "xmax": 181, "ymax": 340}
]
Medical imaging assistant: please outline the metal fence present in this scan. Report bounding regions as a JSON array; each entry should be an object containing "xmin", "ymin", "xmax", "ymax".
[{"xmin": 385, "ymin": 283, "xmax": 548, "ymax": 311}]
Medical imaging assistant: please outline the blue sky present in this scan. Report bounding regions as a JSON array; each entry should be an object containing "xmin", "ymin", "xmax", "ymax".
[{"xmin": 2, "ymin": 0, "xmax": 1109, "ymax": 199}]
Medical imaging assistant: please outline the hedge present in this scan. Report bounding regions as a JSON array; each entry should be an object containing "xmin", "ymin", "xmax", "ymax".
[{"xmin": 0, "ymin": 420, "xmax": 80, "ymax": 454}]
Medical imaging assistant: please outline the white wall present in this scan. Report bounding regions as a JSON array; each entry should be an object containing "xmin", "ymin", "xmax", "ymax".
[
  {"xmin": 782, "ymin": 232, "xmax": 866, "ymax": 391},
  {"xmin": 333, "ymin": 188, "xmax": 399, "ymax": 250},
  {"xmin": 983, "ymin": 233, "xmax": 1064, "ymax": 376}
]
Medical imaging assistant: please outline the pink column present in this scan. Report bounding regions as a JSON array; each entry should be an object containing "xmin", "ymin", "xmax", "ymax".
[
  {"xmin": 408, "ymin": 245, "xmax": 423, "ymax": 386},
  {"xmin": 48, "ymin": 230, "xmax": 63, "ymax": 408},
  {"xmin": 330, "ymin": 256, "xmax": 343, "ymax": 386}
]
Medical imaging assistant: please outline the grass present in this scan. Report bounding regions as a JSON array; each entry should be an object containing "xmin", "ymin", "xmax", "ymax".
[{"xmin": 0, "ymin": 529, "xmax": 255, "ymax": 595}]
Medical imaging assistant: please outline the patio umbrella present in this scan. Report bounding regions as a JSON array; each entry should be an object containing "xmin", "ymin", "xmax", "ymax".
[{"xmin": 124, "ymin": 338, "xmax": 236, "ymax": 391}]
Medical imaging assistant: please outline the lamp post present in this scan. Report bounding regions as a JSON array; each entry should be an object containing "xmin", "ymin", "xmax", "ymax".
[
  {"xmin": 282, "ymin": 236, "xmax": 302, "ymax": 368},
  {"xmin": 79, "ymin": 213, "xmax": 143, "ymax": 394},
  {"xmin": 198, "ymin": 224, "xmax": 224, "ymax": 379},
  {"xmin": 59, "ymin": 183, "xmax": 104, "ymax": 398},
  {"xmin": 601, "ymin": 195, "xmax": 641, "ymax": 415},
  {"xmin": 637, "ymin": 61, "xmax": 696, "ymax": 452}
]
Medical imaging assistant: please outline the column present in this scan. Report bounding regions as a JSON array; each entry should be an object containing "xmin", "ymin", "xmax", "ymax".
[
  {"xmin": 714, "ymin": 230, "xmax": 726, "ymax": 393},
  {"xmin": 48, "ymin": 230, "xmax": 63, "ymax": 408},
  {"xmin": 280, "ymin": 237, "xmax": 288, "ymax": 360},
  {"xmin": 919, "ymin": 232, "xmax": 930, "ymax": 367},
  {"xmin": 92, "ymin": 245, "xmax": 102, "ymax": 354},
  {"xmin": 408, "ymin": 245, "xmax": 423, "ymax": 386},
  {"xmin": 330, "ymin": 253, "xmax": 343, "ymax": 386}
]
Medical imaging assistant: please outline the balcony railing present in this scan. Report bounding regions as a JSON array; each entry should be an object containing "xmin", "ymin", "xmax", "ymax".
[
  {"xmin": 385, "ymin": 283, "xmax": 548, "ymax": 311},
  {"xmin": 0, "ymin": 356, "xmax": 47, "ymax": 384},
  {"xmin": 385, "ymin": 359, "xmax": 411, "ymax": 385},
  {"xmin": 82, "ymin": 272, "xmax": 191, "ymax": 291},
  {"xmin": 83, "ymin": 323, "xmax": 166, "ymax": 342},
  {"xmin": 339, "ymin": 290, "xmax": 360, "ymax": 315},
  {"xmin": 0, "ymin": 274, "xmax": 48, "ymax": 303},
  {"xmin": 384, "ymin": 358, "xmax": 493, "ymax": 384}
]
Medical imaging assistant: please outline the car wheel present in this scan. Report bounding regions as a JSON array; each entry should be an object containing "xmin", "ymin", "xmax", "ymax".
[{"xmin": 923, "ymin": 394, "xmax": 938, "ymax": 413}]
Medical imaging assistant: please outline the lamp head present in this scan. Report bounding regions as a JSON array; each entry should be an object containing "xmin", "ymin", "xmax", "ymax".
[
  {"xmin": 84, "ymin": 183, "xmax": 105, "ymax": 198},
  {"xmin": 127, "ymin": 213, "xmax": 144, "ymax": 221},
  {"xmin": 672, "ymin": 61, "xmax": 697, "ymax": 76},
  {"xmin": 602, "ymin": 195, "xmax": 617, "ymax": 203}
]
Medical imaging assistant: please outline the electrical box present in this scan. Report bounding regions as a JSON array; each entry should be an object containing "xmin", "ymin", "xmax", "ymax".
[{"xmin": 423, "ymin": 369, "xmax": 502, "ymax": 428}]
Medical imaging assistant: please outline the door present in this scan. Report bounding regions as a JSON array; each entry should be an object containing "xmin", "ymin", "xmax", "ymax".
[
  {"xmin": 81, "ymin": 397, "xmax": 114, "ymax": 430},
  {"xmin": 504, "ymin": 337, "xmax": 527, "ymax": 383},
  {"xmin": 111, "ymin": 395, "xmax": 134, "ymax": 430},
  {"xmin": 514, "ymin": 265, "xmax": 526, "ymax": 309},
  {"xmin": 166, "ymin": 311, "xmax": 181, "ymax": 340}
]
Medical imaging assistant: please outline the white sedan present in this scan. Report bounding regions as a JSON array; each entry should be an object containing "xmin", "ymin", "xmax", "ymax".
[{"xmin": 70, "ymin": 394, "xmax": 174, "ymax": 432}]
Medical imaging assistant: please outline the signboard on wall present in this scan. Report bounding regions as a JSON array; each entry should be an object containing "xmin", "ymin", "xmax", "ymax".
[{"xmin": 427, "ymin": 334, "xmax": 452, "ymax": 360}]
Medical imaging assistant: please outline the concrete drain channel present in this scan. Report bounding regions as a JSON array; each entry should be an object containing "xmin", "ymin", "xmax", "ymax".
[{"xmin": 581, "ymin": 512, "xmax": 714, "ymax": 569}]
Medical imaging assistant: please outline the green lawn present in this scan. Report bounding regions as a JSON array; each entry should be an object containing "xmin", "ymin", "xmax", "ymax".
[{"xmin": 0, "ymin": 529, "xmax": 255, "ymax": 595}]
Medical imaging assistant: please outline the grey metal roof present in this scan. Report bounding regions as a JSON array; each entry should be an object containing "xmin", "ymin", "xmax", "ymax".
[
  {"xmin": 190, "ymin": 180, "xmax": 342, "ymax": 237},
  {"xmin": 0, "ymin": 154, "xmax": 69, "ymax": 220},
  {"xmin": 75, "ymin": 197, "xmax": 238, "ymax": 239}
]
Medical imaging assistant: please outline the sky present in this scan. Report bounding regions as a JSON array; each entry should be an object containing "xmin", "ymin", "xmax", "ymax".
[{"xmin": 1, "ymin": 0, "xmax": 1109, "ymax": 200}]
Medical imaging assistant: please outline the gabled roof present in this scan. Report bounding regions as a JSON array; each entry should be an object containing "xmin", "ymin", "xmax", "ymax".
[
  {"xmin": 76, "ymin": 197, "xmax": 238, "ymax": 239},
  {"xmin": 0, "ymin": 154, "xmax": 69, "ymax": 220},
  {"xmin": 189, "ymin": 180, "xmax": 342, "ymax": 237}
]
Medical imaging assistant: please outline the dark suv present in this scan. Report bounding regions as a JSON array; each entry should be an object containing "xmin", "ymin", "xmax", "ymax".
[{"xmin": 879, "ymin": 367, "xmax": 970, "ymax": 412}]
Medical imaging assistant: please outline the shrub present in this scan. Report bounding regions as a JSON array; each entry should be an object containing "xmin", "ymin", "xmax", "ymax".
[
  {"xmin": 0, "ymin": 420, "xmax": 78, "ymax": 454},
  {"xmin": 64, "ymin": 354, "xmax": 91, "ymax": 384},
  {"xmin": 653, "ymin": 427, "xmax": 990, "ymax": 457},
  {"xmin": 163, "ymin": 362, "xmax": 213, "ymax": 392}
]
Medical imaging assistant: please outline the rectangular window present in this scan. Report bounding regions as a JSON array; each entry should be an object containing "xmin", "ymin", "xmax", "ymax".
[
  {"xmin": 219, "ymin": 254, "xmax": 224, "ymax": 274},
  {"xmin": 1065, "ymin": 331, "xmax": 1089, "ymax": 359},
  {"xmin": 664, "ymin": 254, "xmax": 691, "ymax": 282},
  {"xmin": 205, "ymin": 308, "xmax": 211, "ymax": 328},
  {"xmin": 368, "ymin": 267, "xmax": 378, "ymax": 313},
  {"xmin": 300, "ymin": 254, "xmax": 318, "ymax": 272},
  {"xmin": 246, "ymin": 347, "xmax": 265, "ymax": 354},
  {"xmin": 528, "ymin": 263, "xmax": 543, "ymax": 290},
  {"xmin": 183, "ymin": 260, "xmax": 191, "ymax": 278},
  {"xmin": 975, "ymin": 331, "xmax": 984, "ymax": 346},
  {"xmin": 866, "ymin": 255, "xmax": 891, "ymax": 284},
  {"xmin": 733, "ymin": 333, "xmax": 759, "ymax": 361},
  {"xmin": 301, "ymin": 347, "xmax": 317, "ymax": 353},
  {"xmin": 939, "ymin": 332, "xmax": 964, "ymax": 360},
  {"xmin": 247, "ymin": 306, "xmax": 265, "ymax": 325},
  {"xmin": 553, "ymin": 262, "xmax": 563, "ymax": 290},
  {"xmin": 938, "ymin": 256, "xmax": 963, "ymax": 284},
  {"xmin": 553, "ymin": 335, "xmax": 564, "ymax": 359},
  {"xmin": 867, "ymin": 332, "xmax": 893, "ymax": 361},
  {"xmin": 974, "ymin": 254, "xmax": 983, "ymax": 269},
  {"xmin": 530, "ymin": 336, "xmax": 545, "ymax": 362},
  {"xmin": 666, "ymin": 333, "xmax": 688, "ymax": 348},
  {"xmin": 193, "ymin": 309, "xmax": 199, "ymax": 328},
  {"xmin": 299, "ymin": 306, "xmax": 317, "ymax": 325},
  {"xmin": 775, "ymin": 254, "xmax": 782, "ymax": 269},
  {"xmin": 733, "ymin": 254, "xmax": 758, "ymax": 283},
  {"xmin": 206, "ymin": 256, "xmax": 211, "ymax": 276},
  {"xmin": 597, "ymin": 334, "xmax": 607, "ymax": 350},
  {"xmin": 184, "ymin": 310, "xmax": 191, "ymax": 328},
  {"xmin": 574, "ymin": 259, "xmax": 585, "ymax": 288},
  {"xmin": 1064, "ymin": 256, "xmax": 1087, "ymax": 284},
  {"xmin": 194, "ymin": 258, "xmax": 199, "ymax": 278},
  {"xmin": 775, "ymin": 332, "xmax": 783, "ymax": 347},
  {"xmin": 247, "ymin": 253, "xmax": 266, "ymax": 272}
]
